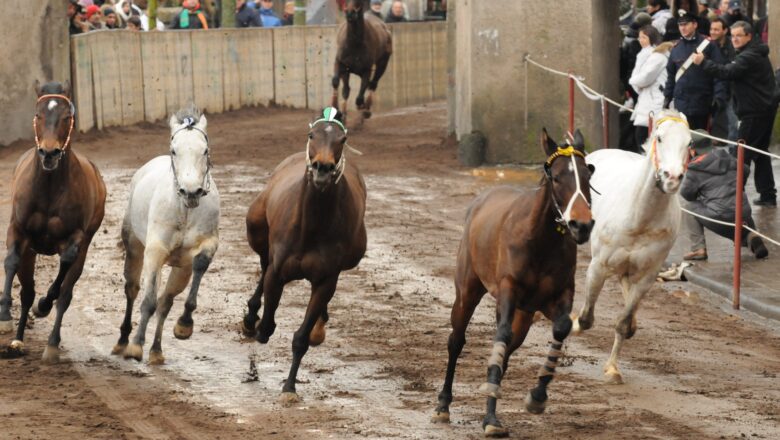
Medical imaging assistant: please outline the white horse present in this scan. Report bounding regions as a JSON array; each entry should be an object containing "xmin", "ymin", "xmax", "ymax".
[
  {"xmin": 572, "ymin": 110, "xmax": 691, "ymax": 384},
  {"xmin": 112, "ymin": 107, "xmax": 220, "ymax": 365}
]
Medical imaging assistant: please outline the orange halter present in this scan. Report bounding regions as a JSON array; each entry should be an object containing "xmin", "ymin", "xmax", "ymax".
[{"xmin": 33, "ymin": 94, "xmax": 76, "ymax": 151}]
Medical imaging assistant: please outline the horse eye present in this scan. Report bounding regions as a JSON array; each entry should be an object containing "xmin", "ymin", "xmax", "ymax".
[
  {"xmin": 308, "ymin": 132, "xmax": 313, "ymax": 139},
  {"xmin": 204, "ymin": 148, "xmax": 209, "ymax": 156},
  {"xmin": 657, "ymin": 136, "xmax": 662, "ymax": 143},
  {"xmin": 171, "ymin": 150, "xmax": 176, "ymax": 156}
]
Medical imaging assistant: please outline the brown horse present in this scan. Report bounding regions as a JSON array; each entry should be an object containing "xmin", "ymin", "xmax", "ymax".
[
  {"xmin": 432, "ymin": 129, "xmax": 595, "ymax": 437},
  {"xmin": 0, "ymin": 81, "xmax": 106, "ymax": 363},
  {"xmin": 333, "ymin": 0, "xmax": 393, "ymax": 124},
  {"xmin": 242, "ymin": 107, "xmax": 366, "ymax": 403}
]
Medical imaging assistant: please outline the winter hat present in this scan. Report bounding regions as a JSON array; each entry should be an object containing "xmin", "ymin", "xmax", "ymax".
[
  {"xmin": 634, "ymin": 12, "xmax": 652, "ymax": 28},
  {"xmin": 85, "ymin": 5, "xmax": 101, "ymax": 19},
  {"xmin": 691, "ymin": 130, "xmax": 713, "ymax": 153}
]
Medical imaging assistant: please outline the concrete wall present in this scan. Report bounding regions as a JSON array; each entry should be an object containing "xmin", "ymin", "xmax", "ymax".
[
  {"xmin": 71, "ymin": 22, "xmax": 446, "ymax": 132},
  {"xmin": 449, "ymin": 0, "xmax": 620, "ymax": 164},
  {"xmin": 0, "ymin": 0, "xmax": 70, "ymax": 147}
]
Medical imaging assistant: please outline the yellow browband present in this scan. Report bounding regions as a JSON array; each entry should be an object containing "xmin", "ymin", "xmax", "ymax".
[
  {"xmin": 655, "ymin": 116, "xmax": 689, "ymax": 128},
  {"xmin": 545, "ymin": 146, "xmax": 585, "ymax": 166}
]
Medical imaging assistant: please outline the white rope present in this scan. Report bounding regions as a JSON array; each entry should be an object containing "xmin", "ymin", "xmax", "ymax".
[
  {"xmin": 524, "ymin": 54, "xmax": 779, "ymax": 160},
  {"xmin": 681, "ymin": 207, "xmax": 780, "ymax": 248}
]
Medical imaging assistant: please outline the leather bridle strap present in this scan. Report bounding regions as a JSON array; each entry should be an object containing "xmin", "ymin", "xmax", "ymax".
[{"xmin": 34, "ymin": 94, "xmax": 76, "ymax": 151}]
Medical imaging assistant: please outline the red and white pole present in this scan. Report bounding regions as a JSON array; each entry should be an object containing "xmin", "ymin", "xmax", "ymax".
[{"xmin": 568, "ymin": 74, "xmax": 575, "ymax": 134}]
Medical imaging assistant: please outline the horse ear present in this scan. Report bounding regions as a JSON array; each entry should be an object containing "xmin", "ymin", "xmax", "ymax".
[
  {"xmin": 540, "ymin": 128, "xmax": 557, "ymax": 156},
  {"xmin": 169, "ymin": 114, "xmax": 179, "ymax": 131},
  {"xmin": 33, "ymin": 80, "xmax": 42, "ymax": 97},
  {"xmin": 197, "ymin": 113, "xmax": 207, "ymax": 130},
  {"xmin": 572, "ymin": 129, "xmax": 585, "ymax": 151},
  {"xmin": 62, "ymin": 80, "xmax": 71, "ymax": 98}
]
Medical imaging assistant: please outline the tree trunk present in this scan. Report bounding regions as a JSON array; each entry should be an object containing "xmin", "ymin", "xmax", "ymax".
[
  {"xmin": 294, "ymin": 0, "xmax": 306, "ymax": 25},
  {"xmin": 148, "ymin": 0, "xmax": 158, "ymax": 29},
  {"xmin": 222, "ymin": 0, "xmax": 236, "ymax": 27}
]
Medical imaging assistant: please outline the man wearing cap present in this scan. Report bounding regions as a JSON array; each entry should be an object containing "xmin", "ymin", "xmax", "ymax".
[
  {"xmin": 693, "ymin": 20, "xmax": 779, "ymax": 206},
  {"xmin": 680, "ymin": 130, "xmax": 768, "ymax": 261},
  {"xmin": 369, "ymin": 0, "xmax": 383, "ymax": 19},
  {"xmin": 663, "ymin": 8, "xmax": 728, "ymax": 130}
]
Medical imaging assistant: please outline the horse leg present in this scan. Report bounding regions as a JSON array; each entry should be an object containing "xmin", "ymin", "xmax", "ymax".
[
  {"xmin": 112, "ymin": 228, "xmax": 144, "ymax": 355},
  {"xmin": 525, "ymin": 295, "xmax": 574, "ymax": 415},
  {"xmin": 0, "ymin": 233, "xmax": 27, "ymax": 334},
  {"xmin": 480, "ymin": 280, "xmax": 518, "ymax": 436},
  {"xmin": 331, "ymin": 61, "xmax": 343, "ymax": 109},
  {"xmin": 124, "ymin": 243, "xmax": 168, "ymax": 362},
  {"xmin": 8, "ymin": 249, "xmax": 37, "ymax": 355},
  {"xmin": 244, "ymin": 220, "xmax": 269, "ymax": 337},
  {"xmin": 364, "ymin": 52, "xmax": 391, "ymax": 118},
  {"xmin": 571, "ymin": 262, "xmax": 607, "ymax": 334},
  {"xmin": 148, "ymin": 266, "xmax": 192, "ymax": 365},
  {"xmin": 280, "ymin": 275, "xmax": 338, "ymax": 404},
  {"xmin": 340, "ymin": 73, "xmax": 351, "ymax": 124},
  {"xmin": 256, "ymin": 265, "xmax": 283, "ymax": 344},
  {"xmin": 174, "ymin": 242, "xmax": 217, "ymax": 340},
  {"xmin": 604, "ymin": 275, "xmax": 653, "ymax": 384},
  {"xmin": 308, "ymin": 305, "xmax": 328, "ymax": 347},
  {"xmin": 43, "ymin": 237, "xmax": 89, "ymax": 364},
  {"xmin": 32, "ymin": 232, "xmax": 86, "ymax": 319},
  {"xmin": 355, "ymin": 73, "xmax": 371, "ymax": 118},
  {"xmin": 432, "ymin": 274, "xmax": 486, "ymax": 423}
]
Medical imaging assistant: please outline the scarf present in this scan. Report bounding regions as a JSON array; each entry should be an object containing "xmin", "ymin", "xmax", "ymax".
[{"xmin": 179, "ymin": 3, "xmax": 208, "ymax": 29}]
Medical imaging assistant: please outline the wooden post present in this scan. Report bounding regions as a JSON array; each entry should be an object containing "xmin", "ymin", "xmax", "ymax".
[
  {"xmin": 733, "ymin": 141, "xmax": 745, "ymax": 310},
  {"xmin": 294, "ymin": 0, "xmax": 306, "ymax": 25},
  {"xmin": 222, "ymin": 0, "xmax": 237, "ymax": 28}
]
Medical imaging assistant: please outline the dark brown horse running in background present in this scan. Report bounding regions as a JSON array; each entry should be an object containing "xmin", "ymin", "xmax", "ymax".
[
  {"xmin": 432, "ymin": 129, "xmax": 595, "ymax": 437},
  {"xmin": 242, "ymin": 107, "xmax": 366, "ymax": 403},
  {"xmin": 333, "ymin": 0, "xmax": 393, "ymax": 124},
  {"xmin": 0, "ymin": 81, "xmax": 106, "ymax": 363}
]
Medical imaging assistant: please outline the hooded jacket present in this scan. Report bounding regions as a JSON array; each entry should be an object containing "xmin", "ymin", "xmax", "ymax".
[
  {"xmin": 680, "ymin": 148, "xmax": 751, "ymax": 219},
  {"xmin": 701, "ymin": 37, "xmax": 779, "ymax": 118},
  {"xmin": 629, "ymin": 42, "xmax": 672, "ymax": 126}
]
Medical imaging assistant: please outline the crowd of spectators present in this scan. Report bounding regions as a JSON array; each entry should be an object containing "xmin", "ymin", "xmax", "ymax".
[
  {"xmin": 619, "ymin": 0, "xmax": 777, "ymax": 260},
  {"xmin": 69, "ymin": 0, "xmax": 447, "ymax": 33}
]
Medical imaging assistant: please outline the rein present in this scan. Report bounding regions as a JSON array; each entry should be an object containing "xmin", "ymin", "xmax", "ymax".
[
  {"xmin": 34, "ymin": 94, "xmax": 76, "ymax": 151},
  {"xmin": 170, "ymin": 117, "xmax": 212, "ymax": 200},
  {"xmin": 544, "ymin": 146, "xmax": 589, "ymax": 233}
]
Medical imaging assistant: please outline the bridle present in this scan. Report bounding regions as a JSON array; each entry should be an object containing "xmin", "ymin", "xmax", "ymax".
[
  {"xmin": 649, "ymin": 115, "xmax": 692, "ymax": 186},
  {"xmin": 170, "ymin": 117, "xmax": 212, "ymax": 199},
  {"xmin": 544, "ymin": 146, "xmax": 589, "ymax": 233},
  {"xmin": 306, "ymin": 109, "xmax": 348, "ymax": 185},
  {"xmin": 34, "ymin": 94, "xmax": 76, "ymax": 151}
]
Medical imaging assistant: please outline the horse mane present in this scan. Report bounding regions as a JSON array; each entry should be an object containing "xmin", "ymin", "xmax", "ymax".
[
  {"xmin": 39, "ymin": 82, "xmax": 65, "ymax": 95},
  {"xmin": 173, "ymin": 105, "xmax": 203, "ymax": 125}
]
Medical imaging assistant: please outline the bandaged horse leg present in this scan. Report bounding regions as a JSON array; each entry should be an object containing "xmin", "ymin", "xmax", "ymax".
[
  {"xmin": 480, "ymin": 283, "xmax": 517, "ymax": 434},
  {"xmin": 33, "ymin": 233, "xmax": 83, "ymax": 318},
  {"xmin": 526, "ymin": 311, "xmax": 572, "ymax": 414}
]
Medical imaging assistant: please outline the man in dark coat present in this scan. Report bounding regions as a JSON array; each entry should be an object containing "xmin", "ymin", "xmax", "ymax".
[
  {"xmin": 693, "ymin": 20, "xmax": 779, "ymax": 206},
  {"xmin": 681, "ymin": 130, "xmax": 768, "ymax": 260},
  {"xmin": 235, "ymin": 0, "xmax": 263, "ymax": 27},
  {"xmin": 664, "ymin": 9, "xmax": 728, "ymax": 130},
  {"xmin": 708, "ymin": 17, "xmax": 737, "ymax": 141}
]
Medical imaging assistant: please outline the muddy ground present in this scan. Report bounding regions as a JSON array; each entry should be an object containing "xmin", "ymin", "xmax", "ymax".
[{"xmin": 0, "ymin": 103, "xmax": 778, "ymax": 440}]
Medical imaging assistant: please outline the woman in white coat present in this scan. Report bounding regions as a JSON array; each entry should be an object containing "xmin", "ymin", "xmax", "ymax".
[{"xmin": 629, "ymin": 25, "xmax": 673, "ymax": 151}]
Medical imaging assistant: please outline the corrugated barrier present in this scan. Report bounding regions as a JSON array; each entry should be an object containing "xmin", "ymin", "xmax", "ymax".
[{"xmin": 70, "ymin": 22, "xmax": 446, "ymax": 132}]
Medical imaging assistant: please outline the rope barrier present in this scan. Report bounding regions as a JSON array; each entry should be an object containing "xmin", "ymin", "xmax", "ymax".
[{"xmin": 524, "ymin": 54, "xmax": 780, "ymax": 251}]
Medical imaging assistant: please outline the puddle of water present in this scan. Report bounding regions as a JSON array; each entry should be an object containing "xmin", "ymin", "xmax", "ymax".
[{"xmin": 469, "ymin": 167, "xmax": 540, "ymax": 184}]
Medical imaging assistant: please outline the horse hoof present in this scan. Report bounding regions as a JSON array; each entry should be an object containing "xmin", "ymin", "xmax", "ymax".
[
  {"xmin": 570, "ymin": 314, "xmax": 584, "ymax": 335},
  {"xmin": 0, "ymin": 320, "xmax": 13, "ymax": 334},
  {"xmin": 9, "ymin": 339, "xmax": 25, "ymax": 353},
  {"xmin": 604, "ymin": 367, "xmax": 624, "ymax": 385},
  {"xmin": 362, "ymin": 111, "xmax": 372, "ymax": 119},
  {"xmin": 484, "ymin": 424, "xmax": 509, "ymax": 438},
  {"xmin": 41, "ymin": 345, "xmax": 61, "ymax": 364},
  {"xmin": 148, "ymin": 350, "xmax": 165, "ymax": 365},
  {"xmin": 123, "ymin": 343, "xmax": 143, "ymax": 362},
  {"xmin": 173, "ymin": 322, "xmax": 193, "ymax": 340},
  {"xmin": 309, "ymin": 319, "xmax": 326, "ymax": 347},
  {"xmin": 278, "ymin": 392, "xmax": 300, "ymax": 407},
  {"xmin": 32, "ymin": 301, "xmax": 50, "ymax": 318},
  {"xmin": 524, "ymin": 392, "xmax": 547, "ymax": 414},
  {"xmin": 478, "ymin": 382, "xmax": 502, "ymax": 399},
  {"xmin": 241, "ymin": 318, "xmax": 257, "ymax": 337},
  {"xmin": 430, "ymin": 410, "xmax": 450, "ymax": 423},
  {"xmin": 111, "ymin": 343, "xmax": 127, "ymax": 356}
]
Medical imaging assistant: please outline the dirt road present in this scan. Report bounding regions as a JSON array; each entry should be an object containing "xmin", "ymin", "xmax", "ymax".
[{"xmin": 1, "ymin": 103, "xmax": 778, "ymax": 439}]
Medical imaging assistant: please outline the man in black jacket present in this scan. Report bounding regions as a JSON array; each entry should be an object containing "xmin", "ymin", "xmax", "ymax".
[
  {"xmin": 664, "ymin": 9, "xmax": 728, "ymax": 130},
  {"xmin": 681, "ymin": 130, "xmax": 768, "ymax": 260},
  {"xmin": 693, "ymin": 20, "xmax": 779, "ymax": 206}
]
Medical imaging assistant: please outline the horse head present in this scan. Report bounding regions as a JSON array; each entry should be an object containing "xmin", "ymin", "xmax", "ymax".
[
  {"xmin": 33, "ymin": 80, "xmax": 75, "ymax": 171},
  {"xmin": 169, "ymin": 107, "xmax": 211, "ymax": 208},
  {"xmin": 306, "ymin": 107, "xmax": 347, "ymax": 190},
  {"xmin": 645, "ymin": 109, "xmax": 692, "ymax": 194},
  {"xmin": 344, "ymin": 0, "xmax": 367, "ymax": 22},
  {"xmin": 541, "ymin": 128, "xmax": 595, "ymax": 244}
]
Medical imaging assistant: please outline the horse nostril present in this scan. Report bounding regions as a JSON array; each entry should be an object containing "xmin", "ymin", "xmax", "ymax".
[
  {"xmin": 178, "ymin": 188, "xmax": 186, "ymax": 196},
  {"xmin": 195, "ymin": 188, "xmax": 204, "ymax": 196},
  {"xmin": 663, "ymin": 171, "xmax": 671, "ymax": 179},
  {"xmin": 568, "ymin": 220, "xmax": 579, "ymax": 231}
]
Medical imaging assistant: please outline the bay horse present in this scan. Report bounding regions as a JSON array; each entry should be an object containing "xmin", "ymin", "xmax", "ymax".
[
  {"xmin": 113, "ymin": 107, "xmax": 219, "ymax": 365},
  {"xmin": 242, "ymin": 107, "xmax": 366, "ymax": 403},
  {"xmin": 333, "ymin": 0, "xmax": 393, "ymax": 124},
  {"xmin": 571, "ymin": 110, "xmax": 692, "ymax": 384},
  {"xmin": 0, "ymin": 81, "xmax": 106, "ymax": 363},
  {"xmin": 432, "ymin": 129, "xmax": 595, "ymax": 437}
]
